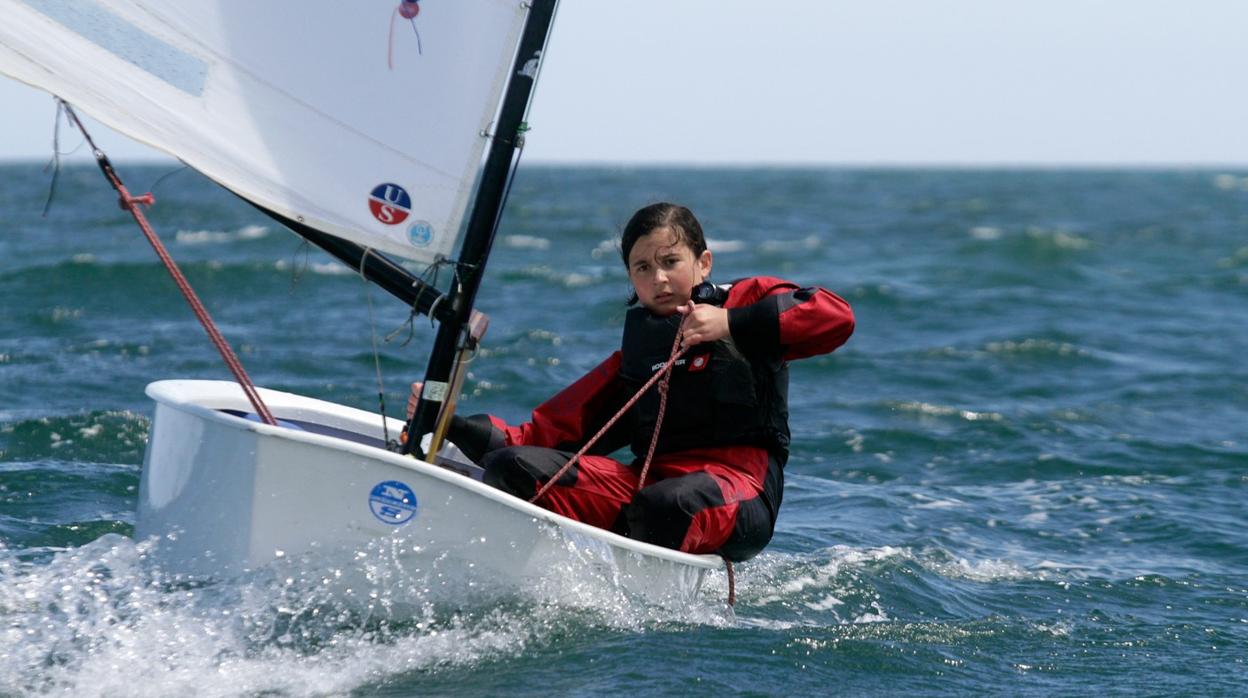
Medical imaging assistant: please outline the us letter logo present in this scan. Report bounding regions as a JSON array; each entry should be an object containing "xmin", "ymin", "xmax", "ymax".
[{"xmin": 369, "ymin": 183, "xmax": 412, "ymax": 225}]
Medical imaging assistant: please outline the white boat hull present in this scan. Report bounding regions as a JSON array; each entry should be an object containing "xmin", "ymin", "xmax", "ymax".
[{"xmin": 137, "ymin": 380, "xmax": 717, "ymax": 607}]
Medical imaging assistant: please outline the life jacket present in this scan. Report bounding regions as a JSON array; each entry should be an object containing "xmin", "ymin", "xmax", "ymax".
[{"xmin": 618, "ymin": 297, "xmax": 790, "ymax": 463}]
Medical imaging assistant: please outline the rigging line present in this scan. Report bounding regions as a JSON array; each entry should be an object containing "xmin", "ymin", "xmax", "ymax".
[
  {"xmin": 360, "ymin": 247, "xmax": 394, "ymax": 449},
  {"xmin": 288, "ymin": 238, "xmax": 311, "ymax": 292},
  {"xmin": 145, "ymin": 164, "xmax": 190, "ymax": 198},
  {"xmin": 384, "ymin": 256, "xmax": 441, "ymax": 344},
  {"xmin": 61, "ymin": 102, "xmax": 277, "ymax": 427},
  {"xmin": 40, "ymin": 99, "xmax": 86, "ymax": 217},
  {"xmin": 410, "ymin": 17, "xmax": 423, "ymax": 55},
  {"xmin": 41, "ymin": 100, "xmax": 63, "ymax": 218}
]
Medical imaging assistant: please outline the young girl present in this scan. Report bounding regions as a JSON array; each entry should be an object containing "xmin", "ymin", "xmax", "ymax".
[{"xmin": 410, "ymin": 202, "xmax": 854, "ymax": 561}]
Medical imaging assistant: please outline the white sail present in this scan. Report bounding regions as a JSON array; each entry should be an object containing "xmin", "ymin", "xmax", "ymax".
[{"xmin": 0, "ymin": 0, "xmax": 527, "ymax": 263}]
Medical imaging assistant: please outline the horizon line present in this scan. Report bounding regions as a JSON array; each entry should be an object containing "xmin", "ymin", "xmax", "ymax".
[{"xmin": 0, "ymin": 157, "xmax": 1245, "ymax": 171}]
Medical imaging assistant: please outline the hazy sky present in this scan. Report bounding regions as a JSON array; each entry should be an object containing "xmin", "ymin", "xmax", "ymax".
[{"xmin": 3, "ymin": 1, "xmax": 1247, "ymax": 165}]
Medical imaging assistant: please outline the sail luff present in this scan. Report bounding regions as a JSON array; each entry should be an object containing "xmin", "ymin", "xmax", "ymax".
[{"xmin": 403, "ymin": 0, "xmax": 560, "ymax": 456}]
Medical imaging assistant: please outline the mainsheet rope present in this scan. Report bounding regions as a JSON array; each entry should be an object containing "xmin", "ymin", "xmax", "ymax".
[
  {"xmin": 526, "ymin": 322, "xmax": 737, "ymax": 606},
  {"xmin": 360, "ymin": 248, "xmax": 395, "ymax": 448},
  {"xmin": 61, "ymin": 102, "xmax": 277, "ymax": 426}
]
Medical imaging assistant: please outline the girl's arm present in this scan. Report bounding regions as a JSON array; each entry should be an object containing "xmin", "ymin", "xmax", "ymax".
[{"xmin": 724, "ymin": 276, "xmax": 855, "ymax": 361}]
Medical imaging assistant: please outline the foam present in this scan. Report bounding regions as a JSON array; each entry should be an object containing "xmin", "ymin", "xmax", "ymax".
[{"xmin": 0, "ymin": 532, "xmax": 732, "ymax": 696}]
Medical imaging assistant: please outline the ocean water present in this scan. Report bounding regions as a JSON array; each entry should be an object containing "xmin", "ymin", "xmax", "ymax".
[{"xmin": 1, "ymin": 163, "xmax": 1246, "ymax": 696}]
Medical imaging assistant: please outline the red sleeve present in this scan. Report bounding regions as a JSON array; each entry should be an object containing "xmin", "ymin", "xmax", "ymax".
[
  {"xmin": 481, "ymin": 351, "xmax": 625, "ymax": 449},
  {"xmin": 724, "ymin": 276, "xmax": 854, "ymax": 361}
]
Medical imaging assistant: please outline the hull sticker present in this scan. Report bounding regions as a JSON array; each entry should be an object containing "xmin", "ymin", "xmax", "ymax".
[{"xmin": 369, "ymin": 480, "xmax": 418, "ymax": 525}]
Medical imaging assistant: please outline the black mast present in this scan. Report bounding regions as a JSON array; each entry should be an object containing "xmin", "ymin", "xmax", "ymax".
[{"xmin": 402, "ymin": 0, "xmax": 558, "ymax": 457}]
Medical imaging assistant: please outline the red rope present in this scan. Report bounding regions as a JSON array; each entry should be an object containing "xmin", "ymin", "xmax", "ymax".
[
  {"xmin": 64, "ymin": 105, "xmax": 277, "ymax": 426},
  {"xmin": 529, "ymin": 326, "xmax": 687, "ymax": 504},
  {"xmin": 634, "ymin": 328, "xmax": 684, "ymax": 490}
]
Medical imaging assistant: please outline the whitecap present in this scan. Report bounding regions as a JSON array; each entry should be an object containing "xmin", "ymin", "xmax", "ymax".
[
  {"xmin": 892, "ymin": 401, "xmax": 1004, "ymax": 422},
  {"xmin": 503, "ymin": 234, "xmax": 551, "ymax": 250},
  {"xmin": 1025, "ymin": 227, "xmax": 1091, "ymax": 250},
  {"xmin": 274, "ymin": 259, "xmax": 353, "ymax": 275},
  {"xmin": 760, "ymin": 235, "xmax": 821, "ymax": 253},
  {"xmin": 706, "ymin": 238, "xmax": 746, "ymax": 253},
  {"xmin": 175, "ymin": 229, "xmax": 229, "ymax": 244},
  {"xmin": 1213, "ymin": 173, "xmax": 1238, "ymax": 190},
  {"xmin": 176, "ymin": 225, "xmax": 270, "ymax": 245},
  {"xmin": 589, "ymin": 239, "xmax": 618, "ymax": 260}
]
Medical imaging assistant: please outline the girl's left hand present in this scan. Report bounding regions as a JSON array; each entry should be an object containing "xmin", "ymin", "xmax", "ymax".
[{"xmin": 677, "ymin": 301, "xmax": 729, "ymax": 347}]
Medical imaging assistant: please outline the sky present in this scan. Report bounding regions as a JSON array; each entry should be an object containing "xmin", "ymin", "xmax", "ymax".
[{"xmin": 2, "ymin": 1, "xmax": 1247, "ymax": 166}]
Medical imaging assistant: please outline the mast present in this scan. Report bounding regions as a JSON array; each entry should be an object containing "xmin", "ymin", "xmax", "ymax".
[{"xmin": 403, "ymin": 0, "xmax": 559, "ymax": 457}]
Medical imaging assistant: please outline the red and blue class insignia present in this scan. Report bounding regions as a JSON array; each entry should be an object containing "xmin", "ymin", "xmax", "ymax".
[{"xmin": 368, "ymin": 183, "xmax": 411, "ymax": 225}]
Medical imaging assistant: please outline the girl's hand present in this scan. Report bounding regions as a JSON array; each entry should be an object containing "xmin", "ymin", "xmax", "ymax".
[
  {"xmin": 677, "ymin": 301, "xmax": 729, "ymax": 347},
  {"xmin": 406, "ymin": 381, "xmax": 423, "ymax": 420}
]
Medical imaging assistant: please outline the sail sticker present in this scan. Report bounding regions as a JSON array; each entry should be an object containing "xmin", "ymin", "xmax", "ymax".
[
  {"xmin": 408, "ymin": 220, "xmax": 434, "ymax": 247},
  {"xmin": 369, "ymin": 480, "xmax": 418, "ymax": 525},
  {"xmin": 368, "ymin": 183, "xmax": 412, "ymax": 225},
  {"xmin": 387, "ymin": 0, "xmax": 424, "ymax": 69}
]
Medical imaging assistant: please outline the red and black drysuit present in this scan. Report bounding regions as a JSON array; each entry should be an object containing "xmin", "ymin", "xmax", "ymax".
[{"xmin": 445, "ymin": 276, "xmax": 854, "ymax": 561}]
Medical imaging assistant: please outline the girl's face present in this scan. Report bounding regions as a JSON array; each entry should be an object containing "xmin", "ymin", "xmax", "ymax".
[{"xmin": 627, "ymin": 226, "xmax": 713, "ymax": 315}]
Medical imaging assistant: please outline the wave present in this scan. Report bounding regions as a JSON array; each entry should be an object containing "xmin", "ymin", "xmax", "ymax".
[
  {"xmin": 502, "ymin": 234, "xmax": 551, "ymax": 250},
  {"xmin": 500, "ymin": 265, "xmax": 607, "ymax": 289},
  {"xmin": 0, "ymin": 411, "xmax": 149, "ymax": 464},
  {"xmin": 174, "ymin": 225, "xmax": 270, "ymax": 245},
  {"xmin": 962, "ymin": 225, "xmax": 1093, "ymax": 251}
]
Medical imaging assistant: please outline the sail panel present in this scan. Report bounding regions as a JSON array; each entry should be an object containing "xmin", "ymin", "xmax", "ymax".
[{"xmin": 0, "ymin": 0, "xmax": 527, "ymax": 264}]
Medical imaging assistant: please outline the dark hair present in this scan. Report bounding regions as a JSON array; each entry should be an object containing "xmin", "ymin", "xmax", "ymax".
[
  {"xmin": 620, "ymin": 202, "xmax": 707, "ymax": 268},
  {"xmin": 619, "ymin": 203, "xmax": 707, "ymax": 306}
]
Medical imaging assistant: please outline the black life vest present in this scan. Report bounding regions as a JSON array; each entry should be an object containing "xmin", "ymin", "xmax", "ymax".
[{"xmin": 618, "ymin": 304, "xmax": 790, "ymax": 463}]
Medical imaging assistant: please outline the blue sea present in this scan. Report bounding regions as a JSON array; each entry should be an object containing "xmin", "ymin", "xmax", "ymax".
[{"xmin": 1, "ymin": 163, "xmax": 1246, "ymax": 696}]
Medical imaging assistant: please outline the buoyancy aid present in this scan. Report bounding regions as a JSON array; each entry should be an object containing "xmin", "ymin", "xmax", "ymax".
[{"xmin": 619, "ymin": 292, "xmax": 791, "ymax": 463}]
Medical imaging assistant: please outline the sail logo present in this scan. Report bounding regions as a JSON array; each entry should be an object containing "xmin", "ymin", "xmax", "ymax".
[
  {"xmin": 369, "ymin": 183, "xmax": 411, "ymax": 225},
  {"xmin": 369, "ymin": 480, "xmax": 418, "ymax": 525},
  {"xmin": 408, "ymin": 220, "xmax": 434, "ymax": 247}
]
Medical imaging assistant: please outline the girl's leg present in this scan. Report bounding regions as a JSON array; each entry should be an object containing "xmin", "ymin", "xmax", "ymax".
[
  {"xmin": 626, "ymin": 448, "xmax": 781, "ymax": 561},
  {"xmin": 482, "ymin": 445, "xmax": 638, "ymax": 530}
]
